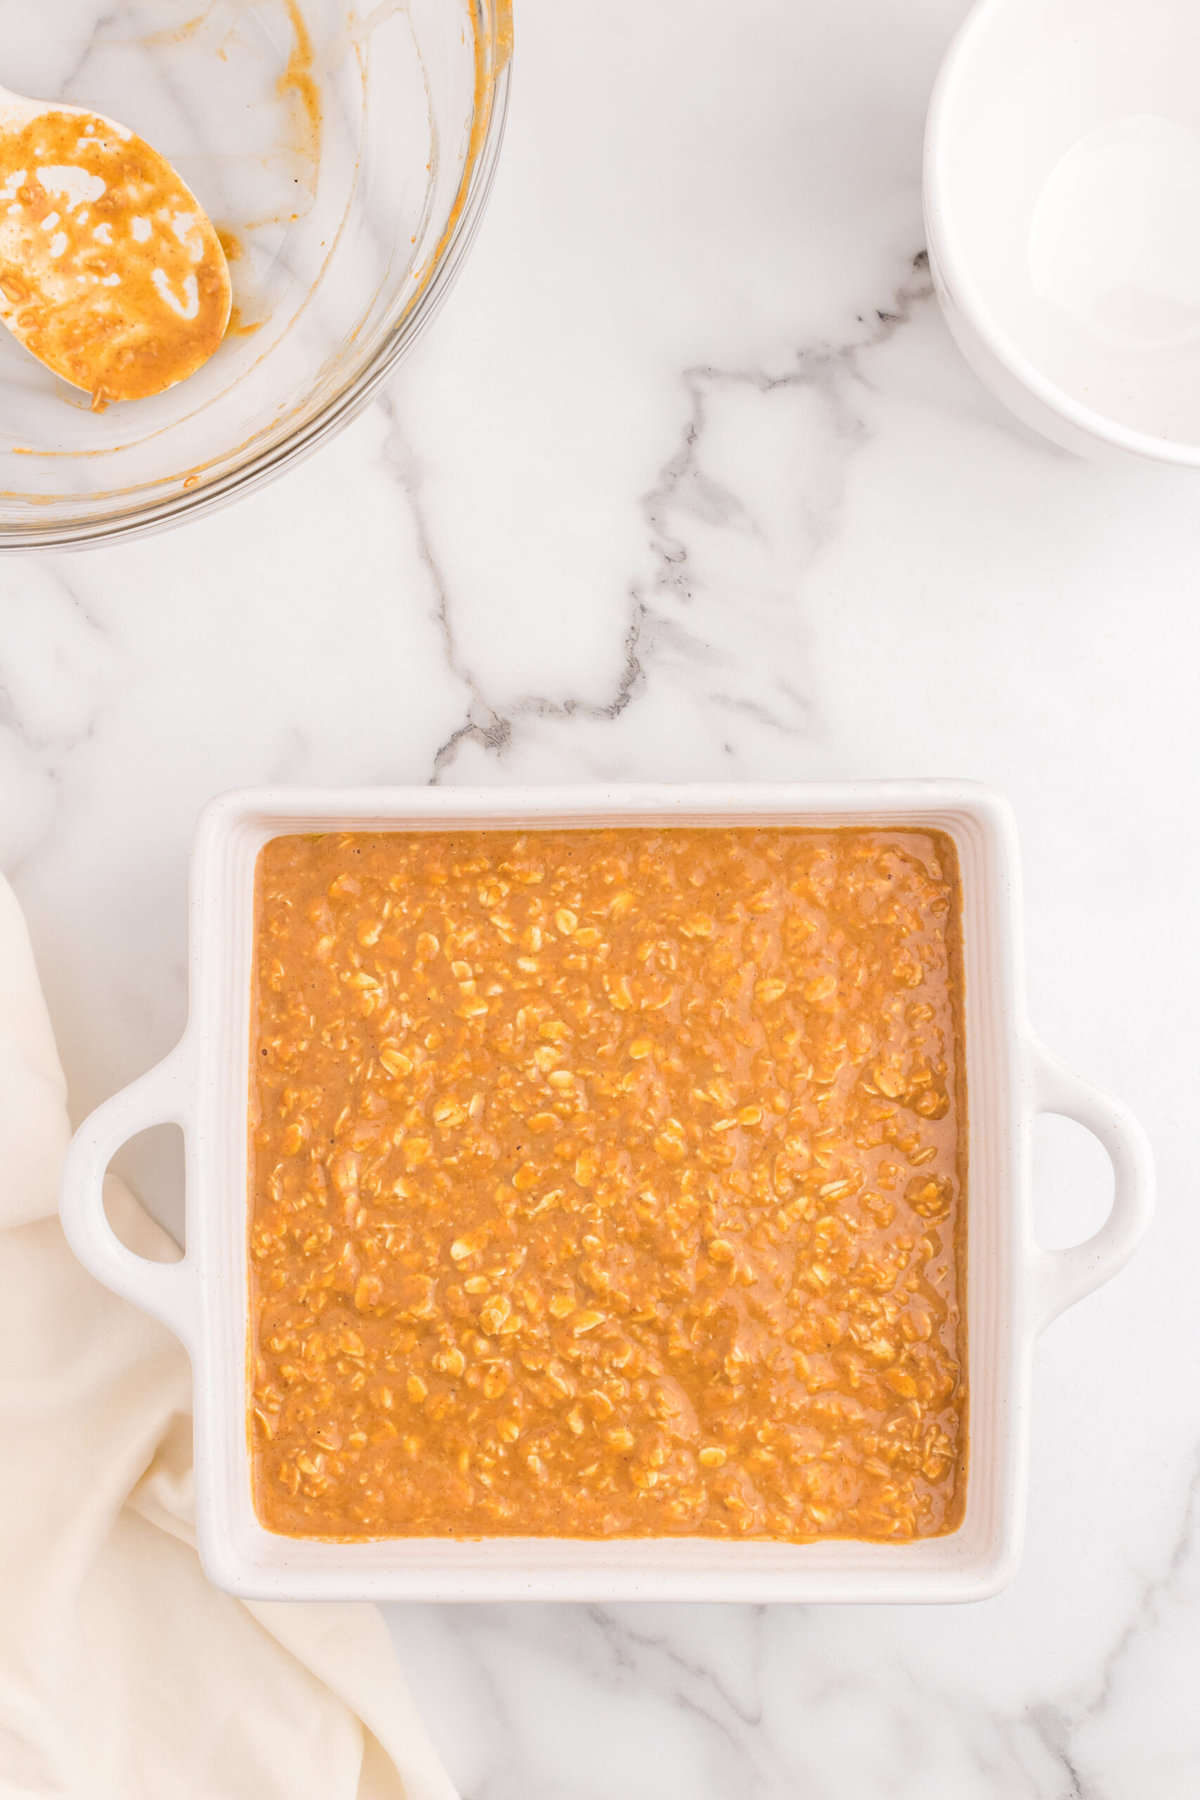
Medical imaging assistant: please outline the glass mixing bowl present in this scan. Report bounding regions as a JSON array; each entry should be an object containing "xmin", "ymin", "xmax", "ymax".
[{"xmin": 0, "ymin": 0, "xmax": 511, "ymax": 547}]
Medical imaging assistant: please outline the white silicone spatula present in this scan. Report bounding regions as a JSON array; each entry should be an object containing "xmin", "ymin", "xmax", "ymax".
[{"xmin": 0, "ymin": 85, "xmax": 231, "ymax": 408}]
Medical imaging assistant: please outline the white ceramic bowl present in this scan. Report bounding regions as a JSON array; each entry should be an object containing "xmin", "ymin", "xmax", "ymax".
[
  {"xmin": 60, "ymin": 783, "xmax": 1153, "ymax": 1603},
  {"xmin": 925, "ymin": 0, "xmax": 1200, "ymax": 463}
]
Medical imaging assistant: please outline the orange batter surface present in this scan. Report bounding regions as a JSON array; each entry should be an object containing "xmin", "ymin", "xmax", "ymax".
[{"xmin": 249, "ymin": 828, "xmax": 968, "ymax": 1541}]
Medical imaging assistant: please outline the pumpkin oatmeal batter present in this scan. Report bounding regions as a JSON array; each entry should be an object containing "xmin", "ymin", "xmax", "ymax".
[{"xmin": 249, "ymin": 827, "xmax": 968, "ymax": 1541}]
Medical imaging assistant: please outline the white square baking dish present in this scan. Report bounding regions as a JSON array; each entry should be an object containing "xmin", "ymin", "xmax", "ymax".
[{"xmin": 60, "ymin": 782, "xmax": 1153, "ymax": 1602}]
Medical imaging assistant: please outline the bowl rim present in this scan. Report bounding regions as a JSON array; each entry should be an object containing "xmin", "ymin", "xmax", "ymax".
[
  {"xmin": 0, "ymin": 0, "xmax": 514, "ymax": 551},
  {"xmin": 924, "ymin": 0, "xmax": 1200, "ymax": 468}
]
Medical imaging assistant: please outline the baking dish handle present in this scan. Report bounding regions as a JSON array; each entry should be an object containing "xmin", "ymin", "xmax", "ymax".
[
  {"xmin": 1028, "ymin": 1041, "xmax": 1154, "ymax": 1330},
  {"xmin": 60, "ymin": 1042, "xmax": 197, "ymax": 1353}
]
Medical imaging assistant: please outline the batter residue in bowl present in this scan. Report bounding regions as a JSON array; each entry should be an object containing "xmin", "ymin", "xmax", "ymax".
[{"xmin": 0, "ymin": 109, "xmax": 230, "ymax": 407}]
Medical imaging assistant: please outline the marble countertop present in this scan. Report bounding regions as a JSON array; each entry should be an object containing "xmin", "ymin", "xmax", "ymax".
[{"xmin": 5, "ymin": 1, "xmax": 1198, "ymax": 1794}]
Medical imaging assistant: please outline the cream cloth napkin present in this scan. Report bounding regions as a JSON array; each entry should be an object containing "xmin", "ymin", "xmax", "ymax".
[{"xmin": 0, "ymin": 878, "xmax": 456, "ymax": 1800}]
